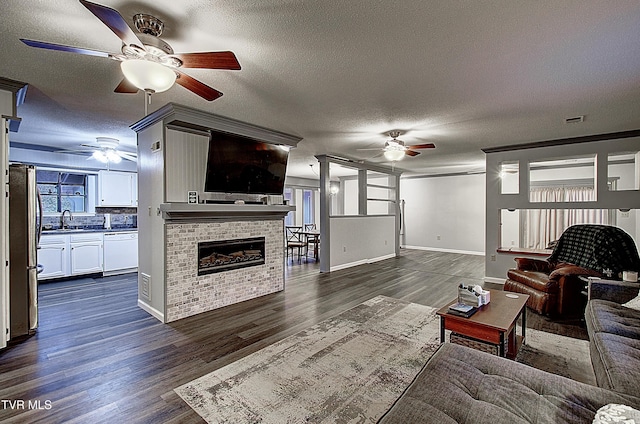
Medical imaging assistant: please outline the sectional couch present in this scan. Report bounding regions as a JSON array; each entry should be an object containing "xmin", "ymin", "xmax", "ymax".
[
  {"xmin": 585, "ymin": 279, "xmax": 640, "ymax": 396},
  {"xmin": 379, "ymin": 280, "xmax": 640, "ymax": 423}
]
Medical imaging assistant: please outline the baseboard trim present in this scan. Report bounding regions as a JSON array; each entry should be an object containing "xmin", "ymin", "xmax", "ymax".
[
  {"xmin": 103, "ymin": 267, "xmax": 138, "ymax": 277},
  {"xmin": 484, "ymin": 277, "xmax": 507, "ymax": 285},
  {"xmin": 330, "ymin": 253, "xmax": 397, "ymax": 272},
  {"xmin": 138, "ymin": 299, "xmax": 164, "ymax": 323},
  {"xmin": 402, "ymin": 245, "xmax": 485, "ymax": 256}
]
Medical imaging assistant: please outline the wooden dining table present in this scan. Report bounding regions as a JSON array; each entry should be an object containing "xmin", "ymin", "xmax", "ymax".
[{"xmin": 301, "ymin": 230, "xmax": 320, "ymax": 260}]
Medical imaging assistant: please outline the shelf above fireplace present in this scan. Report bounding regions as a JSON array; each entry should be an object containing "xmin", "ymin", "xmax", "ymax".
[{"xmin": 159, "ymin": 203, "xmax": 295, "ymax": 221}]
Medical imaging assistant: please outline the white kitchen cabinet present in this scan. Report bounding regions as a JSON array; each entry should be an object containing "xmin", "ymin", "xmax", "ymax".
[
  {"xmin": 38, "ymin": 233, "xmax": 104, "ymax": 280},
  {"xmin": 38, "ymin": 235, "xmax": 69, "ymax": 280},
  {"xmin": 98, "ymin": 171, "xmax": 138, "ymax": 207},
  {"xmin": 70, "ymin": 233, "xmax": 103, "ymax": 275}
]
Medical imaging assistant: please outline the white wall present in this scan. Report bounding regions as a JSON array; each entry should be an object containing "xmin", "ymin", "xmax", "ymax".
[
  {"xmin": 164, "ymin": 129, "xmax": 208, "ymax": 202},
  {"xmin": 400, "ymin": 173, "xmax": 485, "ymax": 255},
  {"xmin": 329, "ymin": 215, "xmax": 396, "ymax": 271}
]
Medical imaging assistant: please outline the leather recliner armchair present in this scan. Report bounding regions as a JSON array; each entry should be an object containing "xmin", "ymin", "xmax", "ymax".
[
  {"xmin": 505, "ymin": 224, "xmax": 640, "ymax": 317},
  {"xmin": 505, "ymin": 258, "xmax": 601, "ymax": 316}
]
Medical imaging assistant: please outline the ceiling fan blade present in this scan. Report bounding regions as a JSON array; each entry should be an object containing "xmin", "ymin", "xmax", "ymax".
[
  {"xmin": 175, "ymin": 71, "xmax": 223, "ymax": 101},
  {"xmin": 114, "ymin": 78, "xmax": 140, "ymax": 93},
  {"xmin": 406, "ymin": 143, "xmax": 436, "ymax": 149},
  {"xmin": 117, "ymin": 152, "xmax": 138, "ymax": 162},
  {"xmin": 56, "ymin": 149, "xmax": 94, "ymax": 154},
  {"xmin": 172, "ymin": 51, "xmax": 241, "ymax": 70},
  {"xmin": 405, "ymin": 150, "xmax": 421, "ymax": 157},
  {"xmin": 80, "ymin": 0, "xmax": 144, "ymax": 48},
  {"xmin": 357, "ymin": 148, "xmax": 385, "ymax": 151},
  {"xmin": 20, "ymin": 39, "xmax": 111, "ymax": 58}
]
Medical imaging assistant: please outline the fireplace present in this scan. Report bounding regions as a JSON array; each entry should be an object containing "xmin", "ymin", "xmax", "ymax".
[{"xmin": 198, "ymin": 237, "xmax": 266, "ymax": 275}]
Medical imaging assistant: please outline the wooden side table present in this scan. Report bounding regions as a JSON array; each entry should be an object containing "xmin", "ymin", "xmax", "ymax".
[{"xmin": 436, "ymin": 291, "xmax": 529, "ymax": 359}]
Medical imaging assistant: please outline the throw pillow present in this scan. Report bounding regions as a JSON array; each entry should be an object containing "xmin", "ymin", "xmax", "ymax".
[
  {"xmin": 622, "ymin": 293, "xmax": 640, "ymax": 312},
  {"xmin": 593, "ymin": 403, "xmax": 640, "ymax": 423}
]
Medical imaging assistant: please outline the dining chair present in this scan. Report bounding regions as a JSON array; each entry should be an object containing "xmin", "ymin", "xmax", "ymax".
[
  {"xmin": 285, "ymin": 226, "xmax": 306, "ymax": 263},
  {"xmin": 304, "ymin": 224, "xmax": 320, "ymax": 260}
]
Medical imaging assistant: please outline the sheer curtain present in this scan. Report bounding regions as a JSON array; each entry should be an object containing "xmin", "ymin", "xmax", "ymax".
[{"xmin": 524, "ymin": 186, "xmax": 609, "ymax": 249}]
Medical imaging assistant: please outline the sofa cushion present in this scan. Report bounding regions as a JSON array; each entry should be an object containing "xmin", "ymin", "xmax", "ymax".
[
  {"xmin": 589, "ymin": 332, "xmax": 640, "ymax": 395},
  {"xmin": 507, "ymin": 269, "xmax": 558, "ymax": 293},
  {"xmin": 378, "ymin": 343, "xmax": 640, "ymax": 424},
  {"xmin": 585, "ymin": 300, "xmax": 640, "ymax": 339}
]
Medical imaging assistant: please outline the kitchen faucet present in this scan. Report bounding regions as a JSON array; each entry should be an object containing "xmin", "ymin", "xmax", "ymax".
[{"xmin": 61, "ymin": 209, "xmax": 73, "ymax": 229}]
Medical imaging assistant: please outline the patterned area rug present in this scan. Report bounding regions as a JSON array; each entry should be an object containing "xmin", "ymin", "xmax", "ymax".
[
  {"xmin": 175, "ymin": 295, "xmax": 441, "ymax": 424},
  {"xmin": 515, "ymin": 327, "xmax": 596, "ymax": 385}
]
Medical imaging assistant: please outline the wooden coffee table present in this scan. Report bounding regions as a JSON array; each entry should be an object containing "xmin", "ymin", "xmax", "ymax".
[{"xmin": 436, "ymin": 291, "xmax": 529, "ymax": 359}]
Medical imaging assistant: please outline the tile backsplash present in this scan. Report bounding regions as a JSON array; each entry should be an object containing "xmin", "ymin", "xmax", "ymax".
[{"xmin": 41, "ymin": 212, "xmax": 137, "ymax": 230}]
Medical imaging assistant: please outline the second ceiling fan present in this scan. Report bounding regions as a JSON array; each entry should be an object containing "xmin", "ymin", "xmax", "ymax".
[
  {"xmin": 360, "ymin": 131, "xmax": 436, "ymax": 161},
  {"xmin": 21, "ymin": 0, "xmax": 241, "ymax": 101}
]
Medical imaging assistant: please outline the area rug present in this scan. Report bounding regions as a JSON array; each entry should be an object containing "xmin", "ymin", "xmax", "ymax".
[
  {"xmin": 175, "ymin": 295, "xmax": 441, "ymax": 424},
  {"xmin": 515, "ymin": 327, "xmax": 596, "ymax": 385}
]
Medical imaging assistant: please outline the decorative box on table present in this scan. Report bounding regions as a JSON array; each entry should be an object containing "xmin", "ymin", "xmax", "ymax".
[{"xmin": 458, "ymin": 285, "xmax": 490, "ymax": 307}]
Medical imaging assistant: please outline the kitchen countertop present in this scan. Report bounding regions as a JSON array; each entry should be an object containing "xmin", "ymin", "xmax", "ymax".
[{"xmin": 42, "ymin": 227, "xmax": 138, "ymax": 235}]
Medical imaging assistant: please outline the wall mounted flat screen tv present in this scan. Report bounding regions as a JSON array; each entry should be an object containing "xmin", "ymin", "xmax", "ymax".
[{"xmin": 204, "ymin": 130, "xmax": 289, "ymax": 195}]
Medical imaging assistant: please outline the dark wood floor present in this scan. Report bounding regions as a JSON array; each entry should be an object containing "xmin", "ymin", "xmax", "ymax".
[{"xmin": 0, "ymin": 249, "xmax": 585, "ymax": 423}]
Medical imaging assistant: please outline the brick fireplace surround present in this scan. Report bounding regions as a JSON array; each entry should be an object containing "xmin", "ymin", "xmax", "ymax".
[{"xmin": 165, "ymin": 220, "xmax": 284, "ymax": 322}]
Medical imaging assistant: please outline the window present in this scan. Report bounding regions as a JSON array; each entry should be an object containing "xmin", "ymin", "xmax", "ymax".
[
  {"xmin": 284, "ymin": 187, "xmax": 294, "ymax": 226},
  {"xmin": 303, "ymin": 189, "xmax": 314, "ymax": 225},
  {"xmin": 37, "ymin": 170, "xmax": 88, "ymax": 213}
]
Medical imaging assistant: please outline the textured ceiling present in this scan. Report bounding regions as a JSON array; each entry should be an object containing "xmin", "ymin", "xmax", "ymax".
[{"xmin": 2, "ymin": 0, "xmax": 640, "ymax": 178}]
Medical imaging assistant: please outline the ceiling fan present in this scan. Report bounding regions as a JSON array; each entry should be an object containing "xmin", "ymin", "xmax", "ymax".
[
  {"xmin": 58, "ymin": 137, "xmax": 137, "ymax": 164},
  {"xmin": 20, "ymin": 0, "xmax": 241, "ymax": 101},
  {"xmin": 359, "ymin": 131, "xmax": 436, "ymax": 161}
]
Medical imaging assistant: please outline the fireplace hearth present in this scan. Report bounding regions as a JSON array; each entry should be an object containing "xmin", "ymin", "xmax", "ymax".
[{"xmin": 198, "ymin": 237, "xmax": 266, "ymax": 275}]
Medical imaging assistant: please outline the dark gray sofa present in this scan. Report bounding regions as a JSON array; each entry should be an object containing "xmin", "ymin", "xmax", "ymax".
[
  {"xmin": 378, "ymin": 343, "xmax": 640, "ymax": 423},
  {"xmin": 585, "ymin": 279, "xmax": 640, "ymax": 395},
  {"xmin": 380, "ymin": 280, "xmax": 640, "ymax": 423}
]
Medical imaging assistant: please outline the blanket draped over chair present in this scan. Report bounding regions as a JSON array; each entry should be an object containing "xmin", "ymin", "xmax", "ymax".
[
  {"xmin": 547, "ymin": 224, "xmax": 640, "ymax": 278},
  {"xmin": 505, "ymin": 225, "xmax": 640, "ymax": 316}
]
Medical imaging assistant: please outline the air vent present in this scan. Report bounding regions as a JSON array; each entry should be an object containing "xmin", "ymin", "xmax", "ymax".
[
  {"xmin": 141, "ymin": 273, "xmax": 151, "ymax": 300},
  {"xmin": 564, "ymin": 116, "xmax": 585, "ymax": 124}
]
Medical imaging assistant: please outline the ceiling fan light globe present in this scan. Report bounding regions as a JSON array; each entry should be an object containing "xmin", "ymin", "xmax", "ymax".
[
  {"xmin": 384, "ymin": 149, "xmax": 405, "ymax": 161},
  {"xmin": 92, "ymin": 150, "xmax": 109, "ymax": 163},
  {"xmin": 106, "ymin": 150, "xmax": 122, "ymax": 163},
  {"xmin": 121, "ymin": 59, "xmax": 176, "ymax": 93}
]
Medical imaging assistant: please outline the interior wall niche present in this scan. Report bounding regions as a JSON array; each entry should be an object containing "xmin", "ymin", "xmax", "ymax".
[
  {"xmin": 608, "ymin": 151, "xmax": 639, "ymax": 192},
  {"xmin": 528, "ymin": 154, "xmax": 595, "ymax": 203}
]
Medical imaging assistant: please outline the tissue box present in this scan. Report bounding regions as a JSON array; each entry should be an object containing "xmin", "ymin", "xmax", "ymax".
[
  {"xmin": 457, "ymin": 287, "xmax": 490, "ymax": 307},
  {"xmin": 458, "ymin": 288, "xmax": 482, "ymax": 307},
  {"xmin": 479, "ymin": 289, "xmax": 490, "ymax": 305}
]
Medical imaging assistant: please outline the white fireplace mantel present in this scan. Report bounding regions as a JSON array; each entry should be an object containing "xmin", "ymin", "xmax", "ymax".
[{"xmin": 159, "ymin": 203, "xmax": 295, "ymax": 221}]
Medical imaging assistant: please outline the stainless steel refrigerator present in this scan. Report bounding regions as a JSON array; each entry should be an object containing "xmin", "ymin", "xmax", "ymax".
[{"xmin": 9, "ymin": 163, "xmax": 42, "ymax": 339}]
